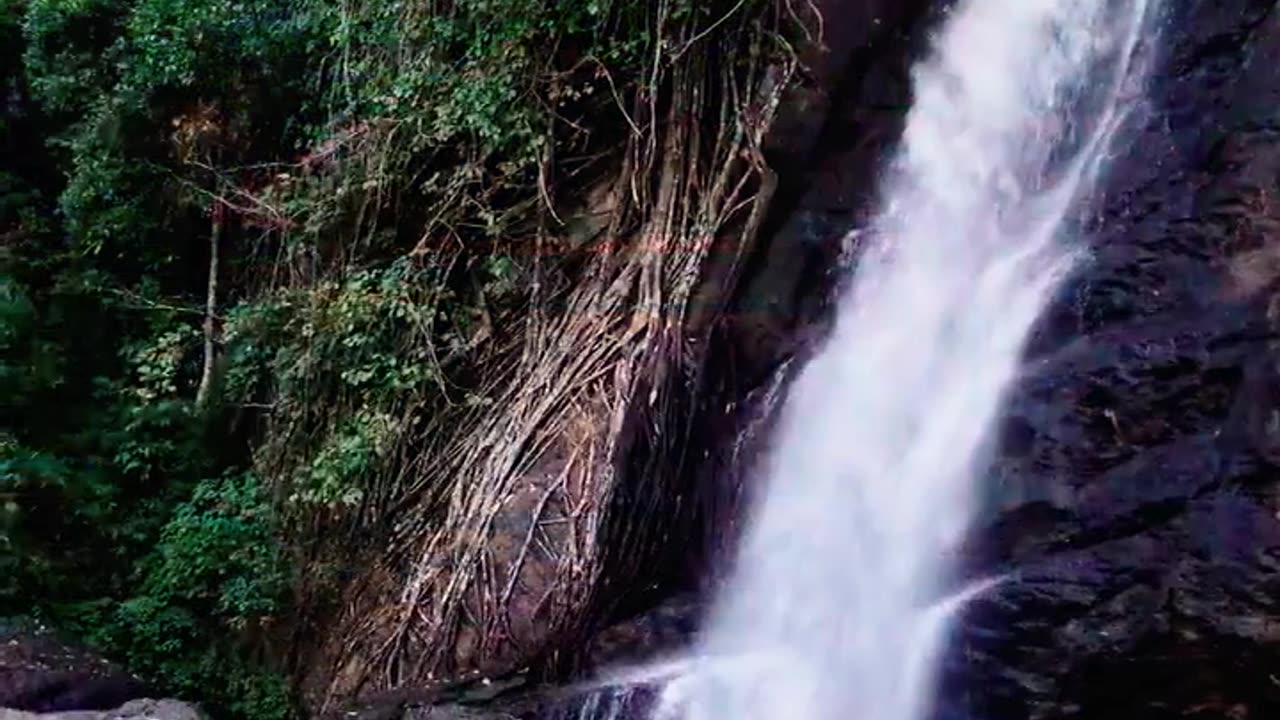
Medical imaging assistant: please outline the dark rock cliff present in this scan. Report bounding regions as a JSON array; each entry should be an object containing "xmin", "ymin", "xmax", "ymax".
[
  {"xmin": 276, "ymin": 0, "xmax": 1280, "ymax": 717},
  {"xmin": 449, "ymin": 1, "xmax": 1280, "ymax": 718},
  {"xmin": 943, "ymin": 1, "xmax": 1280, "ymax": 718}
]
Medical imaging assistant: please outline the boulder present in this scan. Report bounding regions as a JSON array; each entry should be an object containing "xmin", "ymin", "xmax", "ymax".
[
  {"xmin": 0, "ymin": 626, "xmax": 201, "ymax": 720},
  {"xmin": 0, "ymin": 698, "xmax": 205, "ymax": 720},
  {"xmin": 0, "ymin": 625, "xmax": 147, "ymax": 714}
]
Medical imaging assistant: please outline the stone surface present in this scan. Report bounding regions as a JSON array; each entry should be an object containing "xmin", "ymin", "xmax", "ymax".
[
  {"xmin": 0, "ymin": 628, "xmax": 199, "ymax": 720},
  {"xmin": 0, "ymin": 626, "xmax": 148, "ymax": 714},
  {"xmin": 935, "ymin": 1, "xmax": 1280, "ymax": 718},
  {"xmin": 692, "ymin": 0, "xmax": 937, "ymax": 580},
  {"xmin": 580, "ymin": 1, "xmax": 1280, "ymax": 718},
  {"xmin": 333, "ymin": 1, "xmax": 1280, "ymax": 718},
  {"xmin": 0, "ymin": 699, "xmax": 205, "ymax": 720}
]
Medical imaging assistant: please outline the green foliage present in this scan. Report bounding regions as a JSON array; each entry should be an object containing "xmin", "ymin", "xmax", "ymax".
[
  {"xmin": 219, "ymin": 295, "xmax": 291, "ymax": 402},
  {"xmin": 93, "ymin": 471, "xmax": 294, "ymax": 720},
  {"xmin": 292, "ymin": 408, "xmax": 394, "ymax": 508},
  {"xmin": 0, "ymin": 0, "xmax": 708, "ymax": 713},
  {"xmin": 0, "ymin": 276, "xmax": 116, "ymax": 604},
  {"xmin": 119, "ymin": 0, "xmax": 314, "ymax": 93},
  {"xmin": 312, "ymin": 0, "xmax": 560, "ymax": 155},
  {"xmin": 0, "ymin": 440, "xmax": 117, "ymax": 602},
  {"xmin": 142, "ymin": 471, "xmax": 287, "ymax": 623},
  {"xmin": 122, "ymin": 321, "xmax": 199, "ymax": 402},
  {"xmin": 284, "ymin": 262, "xmax": 444, "ymax": 397},
  {"xmin": 24, "ymin": 0, "xmax": 323, "ymax": 267},
  {"xmin": 57, "ymin": 130, "xmax": 167, "ymax": 259},
  {"xmin": 22, "ymin": 0, "xmax": 127, "ymax": 117},
  {"xmin": 224, "ymin": 260, "xmax": 452, "ymax": 512},
  {"xmin": 0, "ymin": 272, "xmax": 289, "ymax": 718},
  {"xmin": 0, "ymin": 1, "xmax": 28, "ymax": 120},
  {"xmin": 0, "ymin": 276, "xmax": 62, "ymax": 401},
  {"xmin": 215, "ymin": 0, "xmax": 651, "ymax": 506}
]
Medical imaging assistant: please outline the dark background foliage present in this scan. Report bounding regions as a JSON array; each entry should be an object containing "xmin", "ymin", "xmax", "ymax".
[{"xmin": 0, "ymin": 0, "xmax": 688, "ymax": 715}]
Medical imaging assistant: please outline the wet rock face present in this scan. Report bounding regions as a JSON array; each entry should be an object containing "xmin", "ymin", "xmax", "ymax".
[
  {"xmin": 942, "ymin": 1, "xmax": 1280, "ymax": 717},
  {"xmin": 343, "ymin": 2, "xmax": 1280, "ymax": 718},
  {"xmin": 724, "ymin": 0, "xmax": 935, "ymax": 386},
  {"xmin": 692, "ymin": 0, "xmax": 936, "ymax": 579},
  {"xmin": 0, "ymin": 626, "xmax": 149, "ymax": 714}
]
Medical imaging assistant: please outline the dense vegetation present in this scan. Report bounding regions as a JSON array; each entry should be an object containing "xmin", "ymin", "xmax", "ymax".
[{"xmin": 1, "ymin": 0, "xmax": 791, "ymax": 716}]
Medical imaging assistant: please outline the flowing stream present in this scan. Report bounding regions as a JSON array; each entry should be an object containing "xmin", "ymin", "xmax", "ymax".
[{"xmin": 647, "ymin": 1, "xmax": 1158, "ymax": 719}]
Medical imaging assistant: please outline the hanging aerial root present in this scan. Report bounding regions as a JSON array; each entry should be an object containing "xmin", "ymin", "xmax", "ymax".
[{"xmin": 305, "ymin": 1, "xmax": 803, "ymax": 712}]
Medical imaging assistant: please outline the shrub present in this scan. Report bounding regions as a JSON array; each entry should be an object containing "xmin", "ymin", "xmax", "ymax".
[{"xmin": 94, "ymin": 471, "xmax": 294, "ymax": 720}]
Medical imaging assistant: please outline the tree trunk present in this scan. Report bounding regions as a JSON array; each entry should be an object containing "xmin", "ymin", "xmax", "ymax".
[{"xmin": 196, "ymin": 202, "xmax": 221, "ymax": 408}]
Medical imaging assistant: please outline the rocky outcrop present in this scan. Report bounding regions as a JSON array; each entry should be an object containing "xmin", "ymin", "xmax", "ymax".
[
  {"xmin": 554, "ymin": 1, "xmax": 1280, "ymax": 718},
  {"xmin": 0, "ymin": 627, "xmax": 201, "ymax": 720},
  {"xmin": 0, "ymin": 699, "xmax": 205, "ymax": 720},
  {"xmin": 337, "ymin": 1, "xmax": 1280, "ymax": 719},
  {"xmin": 0, "ymin": 626, "xmax": 148, "ymax": 714},
  {"xmin": 938, "ymin": 1, "xmax": 1280, "ymax": 717},
  {"xmin": 304, "ymin": 0, "xmax": 941, "ymax": 713},
  {"xmin": 690, "ymin": 0, "xmax": 937, "ymax": 583}
]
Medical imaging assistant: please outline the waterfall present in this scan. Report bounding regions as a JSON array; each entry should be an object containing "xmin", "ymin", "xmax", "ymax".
[{"xmin": 661, "ymin": 1, "xmax": 1158, "ymax": 719}]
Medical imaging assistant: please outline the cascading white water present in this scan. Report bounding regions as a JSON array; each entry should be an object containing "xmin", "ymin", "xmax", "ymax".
[{"xmin": 656, "ymin": 1, "xmax": 1158, "ymax": 719}]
